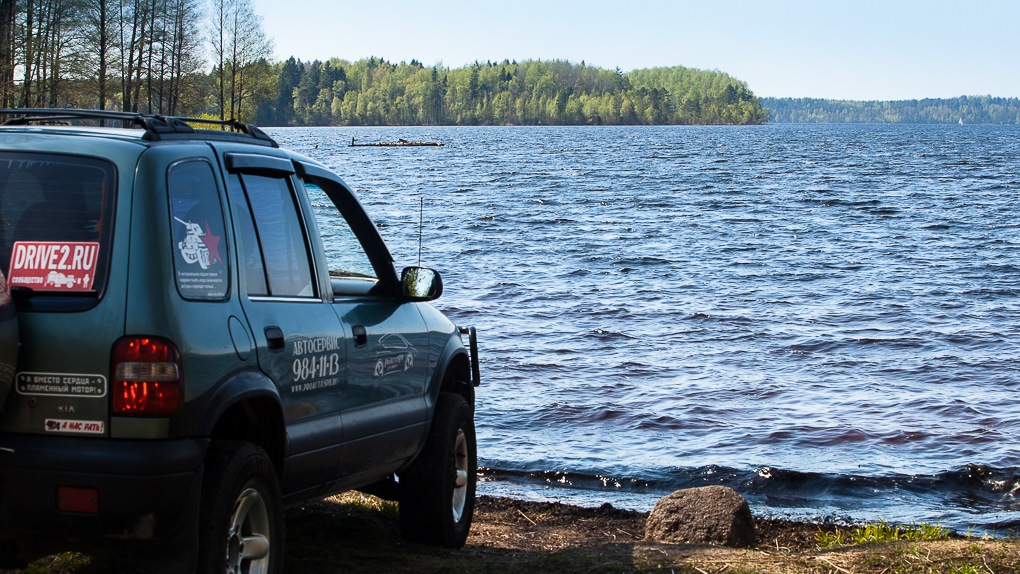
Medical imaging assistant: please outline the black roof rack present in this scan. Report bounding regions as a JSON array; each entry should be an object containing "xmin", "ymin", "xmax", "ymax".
[{"xmin": 0, "ymin": 108, "xmax": 278, "ymax": 148}]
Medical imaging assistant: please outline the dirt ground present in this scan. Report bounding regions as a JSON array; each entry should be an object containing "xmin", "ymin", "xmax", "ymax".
[
  {"xmin": 288, "ymin": 494, "xmax": 1020, "ymax": 574},
  {"xmin": 9, "ymin": 493, "xmax": 1020, "ymax": 573}
]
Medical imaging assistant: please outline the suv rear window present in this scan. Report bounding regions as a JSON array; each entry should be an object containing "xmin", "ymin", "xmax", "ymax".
[{"xmin": 0, "ymin": 153, "xmax": 115, "ymax": 308}]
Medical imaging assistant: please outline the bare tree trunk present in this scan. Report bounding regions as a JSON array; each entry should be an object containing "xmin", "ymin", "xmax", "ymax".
[
  {"xmin": 167, "ymin": 0, "xmax": 182, "ymax": 114},
  {"xmin": 120, "ymin": 0, "xmax": 137, "ymax": 110},
  {"xmin": 144, "ymin": 0, "xmax": 155, "ymax": 112},
  {"xmin": 22, "ymin": 0, "xmax": 34, "ymax": 106},
  {"xmin": 0, "ymin": 0, "xmax": 10, "ymax": 107},
  {"xmin": 49, "ymin": 17, "xmax": 60, "ymax": 107},
  {"xmin": 229, "ymin": 5, "xmax": 237, "ymax": 120},
  {"xmin": 44, "ymin": 0, "xmax": 60, "ymax": 107},
  {"xmin": 124, "ymin": 0, "xmax": 149, "ymax": 112},
  {"xmin": 216, "ymin": 0, "xmax": 226, "ymax": 120},
  {"xmin": 0, "ymin": 0, "xmax": 15, "ymax": 107},
  {"xmin": 97, "ymin": 0, "xmax": 108, "ymax": 110},
  {"xmin": 155, "ymin": 6, "xmax": 166, "ymax": 114}
]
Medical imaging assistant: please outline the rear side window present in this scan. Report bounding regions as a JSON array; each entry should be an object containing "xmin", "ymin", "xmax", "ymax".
[
  {"xmin": 0, "ymin": 153, "xmax": 115, "ymax": 305},
  {"xmin": 168, "ymin": 161, "xmax": 229, "ymax": 300},
  {"xmin": 228, "ymin": 173, "xmax": 316, "ymax": 298}
]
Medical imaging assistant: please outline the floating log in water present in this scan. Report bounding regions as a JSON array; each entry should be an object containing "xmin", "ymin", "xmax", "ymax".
[{"xmin": 349, "ymin": 137, "xmax": 444, "ymax": 147}]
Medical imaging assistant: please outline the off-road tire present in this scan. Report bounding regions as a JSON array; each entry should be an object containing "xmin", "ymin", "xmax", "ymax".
[
  {"xmin": 197, "ymin": 441, "xmax": 283, "ymax": 574},
  {"xmin": 399, "ymin": 392, "xmax": 477, "ymax": 548}
]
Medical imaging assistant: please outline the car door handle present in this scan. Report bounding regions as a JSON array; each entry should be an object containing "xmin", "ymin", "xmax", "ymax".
[
  {"xmin": 352, "ymin": 324, "xmax": 367, "ymax": 347},
  {"xmin": 264, "ymin": 326, "xmax": 285, "ymax": 352}
]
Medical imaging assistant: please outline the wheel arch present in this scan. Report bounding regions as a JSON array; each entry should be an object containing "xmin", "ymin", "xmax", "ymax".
[
  {"xmin": 198, "ymin": 371, "xmax": 287, "ymax": 477},
  {"xmin": 429, "ymin": 343, "xmax": 474, "ymax": 412}
]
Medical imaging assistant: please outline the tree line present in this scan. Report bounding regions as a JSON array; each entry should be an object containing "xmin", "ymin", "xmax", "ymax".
[
  {"xmin": 0, "ymin": 0, "xmax": 813, "ymax": 128},
  {"xmin": 0, "ymin": 0, "xmax": 272, "ymax": 120},
  {"xmin": 256, "ymin": 58, "xmax": 769, "ymax": 127},
  {"xmin": 763, "ymin": 96, "xmax": 1020, "ymax": 124},
  {"xmin": 0, "ymin": 0, "xmax": 770, "ymax": 127}
]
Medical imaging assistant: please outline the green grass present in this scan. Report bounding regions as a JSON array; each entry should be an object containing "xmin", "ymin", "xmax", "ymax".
[{"xmin": 816, "ymin": 521, "xmax": 951, "ymax": 547}]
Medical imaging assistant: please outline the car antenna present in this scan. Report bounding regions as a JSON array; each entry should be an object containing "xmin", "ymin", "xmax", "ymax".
[{"xmin": 417, "ymin": 196, "xmax": 424, "ymax": 267}]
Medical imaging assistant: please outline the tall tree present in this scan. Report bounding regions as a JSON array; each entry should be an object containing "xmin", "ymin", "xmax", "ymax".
[
  {"xmin": 118, "ymin": 0, "xmax": 151, "ymax": 112},
  {"xmin": 210, "ymin": 0, "xmax": 226, "ymax": 119},
  {"xmin": 81, "ymin": 0, "xmax": 116, "ymax": 109},
  {"xmin": 0, "ymin": 0, "xmax": 14, "ymax": 107},
  {"xmin": 210, "ymin": 0, "xmax": 271, "ymax": 121},
  {"xmin": 263, "ymin": 55, "xmax": 301, "ymax": 125}
]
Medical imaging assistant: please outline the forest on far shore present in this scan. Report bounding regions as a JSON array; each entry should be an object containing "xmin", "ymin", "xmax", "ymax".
[
  {"xmin": 763, "ymin": 96, "xmax": 1020, "ymax": 124},
  {"xmin": 256, "ymin": 58, "xmax": 769, "ymax": 127},
  {"xmin": 0, "ymin": 0, "xmax": 766, "ymax": 126}
]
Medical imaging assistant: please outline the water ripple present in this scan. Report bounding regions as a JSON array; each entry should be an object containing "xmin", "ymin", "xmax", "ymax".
[{"xmin": 270, "ymin": 124, "xmax": 1020, "ymax": 530}]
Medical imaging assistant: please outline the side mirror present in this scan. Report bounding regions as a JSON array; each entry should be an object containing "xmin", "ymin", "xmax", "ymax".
[{"xmin": 401, "ymin": 267, "xmax": 443, "ymax": 301}]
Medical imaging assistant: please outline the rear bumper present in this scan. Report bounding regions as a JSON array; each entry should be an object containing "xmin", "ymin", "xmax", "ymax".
[{"xmin": 0, "ymin": 433, "xmax": 208, "ymax": 571}]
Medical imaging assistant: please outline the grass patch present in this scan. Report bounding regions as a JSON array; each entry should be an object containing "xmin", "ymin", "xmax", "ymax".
[
  {"xmin": 817, "ymin": 521, "xmax": 950, "ymax": 547},
  {"xmin": 324, "ymin": 491, "xmax": 399, "ymax": 516}
]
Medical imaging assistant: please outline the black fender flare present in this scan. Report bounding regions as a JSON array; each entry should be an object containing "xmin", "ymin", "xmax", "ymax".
[
  {"xmin": 178, "ymin": 369, "xmax": 286, "ymax": 470},
  {"xmin": 425, "ymin": 335, "xmax": 473, "ymax": 412}
]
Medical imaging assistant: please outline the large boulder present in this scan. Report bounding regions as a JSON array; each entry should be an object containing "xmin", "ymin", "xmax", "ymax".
[{"xmin": 645, "ymin": 486, "xmax": 756, "ymax": 547}]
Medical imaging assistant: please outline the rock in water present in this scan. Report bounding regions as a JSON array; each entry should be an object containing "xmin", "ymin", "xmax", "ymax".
[{"xmin": 645, "ymin": 486, "xmax": 756, "ymax": 547}]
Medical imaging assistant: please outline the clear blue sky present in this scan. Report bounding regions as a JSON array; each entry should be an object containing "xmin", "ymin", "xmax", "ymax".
[{"xmin": 251, "ymin": 0, "xmax": 1020, "ymax": 101}]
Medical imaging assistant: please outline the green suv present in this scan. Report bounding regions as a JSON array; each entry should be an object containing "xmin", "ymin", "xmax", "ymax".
[{"xmin": 0, "ymin": 109, "xmax": 480, "ymax": 573}]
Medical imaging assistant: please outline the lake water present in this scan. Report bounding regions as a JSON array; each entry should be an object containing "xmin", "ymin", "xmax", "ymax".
[{"xmin": 268, "ymin": 124, "xmax": 1020, "ymax": 532}]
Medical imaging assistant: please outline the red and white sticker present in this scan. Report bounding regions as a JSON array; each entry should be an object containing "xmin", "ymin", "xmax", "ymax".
[
  {"xmin": 44, "ymin": 419, "xmax": 105, "ymax": 435},
  {"xmin": 7, "ymin": 241, "xmax": 99, "ymax": 291}
]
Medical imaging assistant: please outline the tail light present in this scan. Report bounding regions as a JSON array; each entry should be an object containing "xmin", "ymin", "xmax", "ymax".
[{"xmin": 111, "ymin": 337, "xmax": 183, "ymax": 416}]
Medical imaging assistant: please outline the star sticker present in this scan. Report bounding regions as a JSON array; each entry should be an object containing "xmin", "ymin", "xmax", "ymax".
[{"xmin": 202, "ymin": 221, "xmax": 223, "ymax": 266}]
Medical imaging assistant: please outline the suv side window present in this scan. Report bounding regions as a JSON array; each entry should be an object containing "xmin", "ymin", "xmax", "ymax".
[
  {"xmin": 229, "ymin": 173, "xmax": 316, "ymax": 298},
  {"xmin": 168, "ymin": 160, "xmax": 229, "ymax": 300},
  {"xmin": 305, "ymin": 183, "xmax": 377, "ymax": 288},
  {"xmin": 227, "ymin": 175, "xmax": 268, "ymax": 296}
]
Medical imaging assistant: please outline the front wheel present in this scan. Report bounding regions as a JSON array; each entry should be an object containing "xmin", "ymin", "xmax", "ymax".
[
  {"xmin": 398, "ymin": 392, "xmax": 477, "ymax": 548},
  {"xmin": 197, "ymin": 441, "xmax": 283, "ymax": 574}
]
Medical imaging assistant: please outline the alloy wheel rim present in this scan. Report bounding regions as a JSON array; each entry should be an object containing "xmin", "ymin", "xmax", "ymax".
[
  {"xmin": 452, "ymin": 428, "xmax": 469, "ymax": 522},
  {"xmin": 225, "ymin": 486, "xmax": 272, "ymax": 574}
]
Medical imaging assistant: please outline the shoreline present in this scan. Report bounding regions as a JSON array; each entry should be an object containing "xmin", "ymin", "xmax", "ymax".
[
  {"xmin": 7, "ymin": 494, "xmax": 1019, "ymax": 573},
  {"xmin": 287, "ymin": 494, "xmax": 1020, "ymax": 573}
]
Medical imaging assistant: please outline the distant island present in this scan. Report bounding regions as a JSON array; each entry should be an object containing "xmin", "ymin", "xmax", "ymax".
[
  {"xmin": 257, "ymin": 58, "xmax": 769, "ymax": 127},
  {"xmin": 762, "ymin": 96, "xmax": 1020, "ymax": 124}
]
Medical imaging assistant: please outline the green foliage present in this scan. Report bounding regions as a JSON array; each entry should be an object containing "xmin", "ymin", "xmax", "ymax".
[
  {"xmin": 259, "ymin": 58, "xmax": 769, "ymax": 127},
  {"xmin": 817, "ymin": 521, "xmax": 951, "ymax": 547},
  {"xmin": 763, "ymin": 96, "xmax": 1020, "ymax": 124}
]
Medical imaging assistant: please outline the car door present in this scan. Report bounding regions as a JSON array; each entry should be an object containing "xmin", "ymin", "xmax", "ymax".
[
  {"xmin": 225, "ymin": 154, "xmax": 346, "ymax": 494},
  {"xmin": 297, "ymin": 163, "xmax": 430, "ymax": 476}
]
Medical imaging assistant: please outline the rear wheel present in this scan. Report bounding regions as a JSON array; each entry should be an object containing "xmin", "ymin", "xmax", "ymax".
[
  {"xmin": 197, "ymin": 441, "xmax": 283, "ymax": 574},
  {"xmin": 399, "ymin": 392, "xmax": 477, "ymax": 548}
]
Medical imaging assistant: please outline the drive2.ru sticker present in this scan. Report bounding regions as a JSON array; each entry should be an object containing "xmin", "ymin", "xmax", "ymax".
[{"xmin": 7, "ymin": 241, "xmax": 99, "ymax": 291}]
